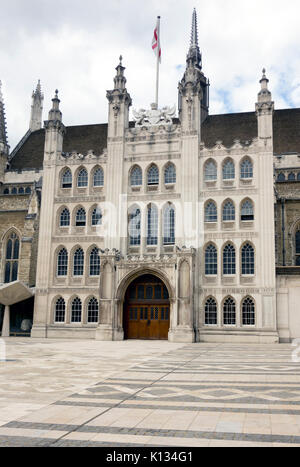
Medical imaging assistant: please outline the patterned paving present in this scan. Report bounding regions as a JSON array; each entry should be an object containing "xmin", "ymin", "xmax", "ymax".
[{"xmin": 0, "ymin": 340, "xmax": 300, "ymax": 447}]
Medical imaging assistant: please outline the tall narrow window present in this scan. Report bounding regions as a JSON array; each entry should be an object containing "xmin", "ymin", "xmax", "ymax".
[
  {"xmin": 205, "ymin": 244, "xmax": 218, "ymax": 275},
  {"xmin": 223, "ymin": 244, "xmax": 236, "ymax": 275},
  {"xmin": 241, "ymin": 200, "xmax": 254, "ymax": 221},
  {"xmin": 129, "ymin": 208, "xmax": 141, "ymax": 246},
  {"xmin": 62, "ymin": 169, "xmax": 72, "ymax": 188},
  {"xmin": 205, "ymin": 298, "xmax": 218, "ymax": 325},
  {"xmin": 60, "ymin": 208, "xmax": 70, "ymax": 227},
  {"xmin": 71, "ymin": 297, "xmax": 82, "ymax": 323},
  {"xmin": 223, "ymin": 159, "xmax": 235, "ymax": 180},
  {"xmin": 57, "ymin": 248, "xmax": 68, "ymax": 277},
  {"xmin": 55, "ymin": 297, "xmax": 66, "ymax": 323},
  {"xmin": 130, "ymin": 166, "xmax": 143, "ymax": 186},
  {"xmin": 277, "ymin": 173, "xmax": 285, "ymax": 182},
  {"xmin": 242, "ymin": 243, "xmax": 255, "ymax": 275},
  {"xmin": 88, "ymin": 298, "xmax": 99, "ymax": 323},
  {"xmin": 295, "ymin": 231, "xmax": 300, "ymax": 265},
  {"xmin": 223, "ymin": 297, "xmax": 236, "ymax": 325},
  {"xmin": 4, "ymin": 233, "xmax": 20, "ymax": 284},
  {"xmin": 90, "ymin": 248, "xmax": 100, "ymax": 276},
  {"xmin": 93, "ymin": 167, "xmax": 104, "ymax": 187},
  {"xmin": 163, "ymin": 204, "xmax": 175, "ymax": 245},
  {"xmin": 73, "ymin": 248, "xmax": 84, "ymax": 276},
  {"xmin": 76, "ymin": 208, "xmax": 86, "ymax": 227},
  {"xmin": 92, "ymin": 207, "xmax": 102, "ymax": 226},
  {"xmin": 204, "ymin": 160, "xmax": 217, "ymax": 181},
  {"xmin": 223, "ymin": 201, "xmax": 235, "ymax": 221},
  {"xmin": 147, "ymin": 165, "xmax": 159, "ymax": 186},
  {"xmin": 77, "ymin": 168, "xmax": 88, "ymax": 187},
  {"xmin": 147, "ymin": 204, "xmax": 158, "ymax": 246},
  {"xmin": 164, "ymin": 164, "xmax": 176, "ymax": 184},
  {"xmin": 242, "ymin": 297, "xmax": 255, "ymax": 326},
  {"xmin": 240, "ymin": 158, "xmax": 253, "ymax": 179},
  {"xmin": 205, "ymin": 202, "xmax": 217, "ymax": 223}
]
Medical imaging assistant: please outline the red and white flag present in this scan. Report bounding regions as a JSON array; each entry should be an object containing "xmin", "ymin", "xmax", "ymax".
[{"xmin": 152, "ymin": 17, "xmax": 161, "ymax": 63}]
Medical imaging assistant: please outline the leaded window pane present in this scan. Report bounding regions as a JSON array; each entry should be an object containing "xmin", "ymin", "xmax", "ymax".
[
  {"xmin": 55, "ymin": 298, "xmax": 66, "ymax": 323},
  {"xmin": 60, "ymin": 208, "xmax": 70, "ymax": 227},
  {"xmin": 74, "ymin": 248, "xmax": 84, "ymax": 276},
  {"xmin": 147, "ymin": 204, "xmax": 158, "ymax": 246},
  {"xmin": 288, "ymin": 172, "xmax": 296, "ymax": 181},
  {"xmin": 205, "ymin": 298, "xmax": 217, "ymax": 325},
  {"xmin": 92, "ymin": 207, "xmax": 102, "ymax": 226},
  {"xmin": 296, "ymin": 231, "xmax": 300, "ymax": 255},
  {"xmin": 57, "ymin": 248, "xmax": 68, "ymax": 276},
  {"xmin": 205, "ymin": 202, "xmax": 217, "ymax": 223},
  {"xmin": 4, "ymin": 263, "xmax": 10, "ymax": 284},
  {"xmin": 76, "ymin": 208, "xmax": 86, "ymax": 227},
  {"xmin": 223, "ymin": 160, "xmax": 235, "ymax": 180},
  {"xmin": 90, "ymin": 248, "xmax": 100, "ymax": 276},
  {"xmin": 277, "ymin": 173, "xmax": 285, "ymax": 182},
  {"xmin": 165, "ymin": 164, "xmax": 176, "ymax": 184},
  {"xmin": 25, "ymin": 187, "xmax": 31, "ymax": 194},
  {"xmin": 223, "ymin": 298, "xmax": 236, "ymax": 325},
  {"xmin": 11, "ymin": 187, "xmax": 17, "ymax": 194},
  {"xmin": 205, "ymin": 161, "xmax": 217, "ymax": 181},
  {"xmin": 6, "ymin": 239, "xmax": 12, "ymax": 259},
  {"xmin": 3, "ymin": 188, "xmax": 9, "ymax": 195},
  {"xmin": 94, "ymin": 168, "xmax": 104, "ymax": 187},
  {"xmin": 18, "ymin": 187, "xmax": 24, "ymax": 194},
  {"xmin": 62, "ymin": 169, "xmax": 72, "ymax": 188},
  {"xmin": 71, "ymin": 298, "xmax": 82, "ymax": 323},
  {"xmin": 242, "ymin": 297, "xmax": 255, "ymax": 326},
  {"xmin": 223, "ymin": 201, "xmax": 235, "ymax": 221},
  {"xmin": 4, "ymin": 234, "xmax": 20, "ymax": 283},
  {"xmin": 12, "ymin": 262, "xmax": 18, "ymax": 282},
  {"xmin": 88, "ymin": 298, "xmax": 99, "ymax": 323},
  {"xmin": 241, "ymin": 201, "xmax": 254, "ymax": 221},
  {"xmin": 242, "ymin": 243, "xmax": 255, "ymax": 275},
  {"xmin": 223, "ymin": 244, "xmax": 236, "ymax": 275},
  {"xmin": 205, "ymin": 244, "xmax": 217, "ymax": 275},
  {"xmin": 163, "ymin": 205, "xmax": 175, "ymax": 245},
  {"xmin": 77, "ymin": 169, "xmax": 88, "ymax": 187},
  {"xmin": 129, "ymin": 209, "xmax": 141, "ymax": 246},
  {"xmin": 148, "ymin": 165, "xmax": 159, "ymax": 186},
  {"xmin": 131, "ymin": 166, "xmax": 142, "ymax": 186},
  {"xmin": 241, "ymin": 159, "xmax": 253, "ymax": 179}
]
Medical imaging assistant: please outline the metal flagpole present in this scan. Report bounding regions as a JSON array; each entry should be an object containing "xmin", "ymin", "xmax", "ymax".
[{"xmin": 155, "ymin": 16, "xmax": 161, "ymax": 107}]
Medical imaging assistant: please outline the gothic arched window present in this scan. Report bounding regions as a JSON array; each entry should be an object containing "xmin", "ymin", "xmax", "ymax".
[
  {"xmin": 147, "ymin": 204, "xmax": 158, "ymax": 246},
  {"xmin": 62, "ymin": 169, "xmax": 72, "ymax": 189},
  {"xmin": 93, "ymin": 167, "xmax": 104, "ymax": 187},
  {"xmin": 73, "ymin": 248, "xmax": 84, "ymax": 276},
  {"xmin": 130, "ymin": 166, "xmax": 143, "ymax": 186},
  {"xmin": 242, "ymin": 243, "xmax": 255, "ymax": 275},
  {"xmin": 57, "ymin": 248, "xmax": 68, "ymax": 277},
  {"xmin": 205, "ymin": 244, "xmax": 218, "ymax": 275},
  {"xmin": 223, "ymin": 201, "xmax": 235, "ymax": 221},
  {"xmin": 90, "ymin": 248, "xmax": 100, "ymax": 276},
  {"xmin": 241, "ymin": 200, "xmax": 254, "ymax": 221},
  {"xmin": 295, "ymin": 230, "xmax": 300, "ymax": 265},
  {"xmin": 288, "ymin": 173, "xmax": 296, "ymax": 182},
  {"xmin": 163, "ymin": 204, "xmax": 175, "ymax": 245},
  {"xmin": 25, "ymin": 187, "xmax": 31, "ymax": 194},
  {"xmin": 240, "ymin": 158, "xmax": 253, "ymax": 179},
  {"xmin": 71, "ymin": 297, "xmax": 82, "ymax": 323},
  {"xmin": 76, "ymin": 208, "xmax": 86, "ymax": 227},
  {"xmin": 223, "ymin": 297, "xmax": 236, "ymax": 326},
  {"xmin": 204, "ymin": 160, "xmax": 217, "ymax": 181},
  {"xmin": 92, "ymin": 207, "xmax": 102, "ymax": 226},
  {"xmin": 88, "ymin": 297, "xmax": 99, "ymax": 323},
  {"xmin": 223, "ymin": 159, "xmax": 235, "ymax": 180},
  {"xmin": 147, "ymin": 165, "xmax": 159, "ymax": 186},
  {"xmin": 55, "ymin": 297, "xmax": 66, "ymax": 323},
  {"xmin": 18, "ymin": 187, "xmax": 24, "ymax": 194},
  {"xmin": 129, "ymin": 207, "xmax": 141, "ymax": 246},
  {"xmin": 60, "ymin": 208, "xmax": 70, "ymax": 227},
  {"xmin": 4, "ymin": 232, "xmax": 20, "ymax": 284},
  {"xmin": 3, "ymin": 188, "xmax": 9, "ymax": 195},
  {"xmin": 164, "ymin": 164, "xmax": 176, "ymax": 184},
  {"xmin": 77, "ymin": 168, "xmax": 88, "ymax": 187},
  {"xmin": 242, "ymin": 297, "xmax": 255, "ymax": 326},
  {"xmin": 277, "ymin": 173, "xmax": 285, "ymax": 183},
  {"xmin": 205, "ymin": 297, "xmax": 217, "ymax": 325},
  {"xmin": 223, "ymin": 244, "xmax": 236, "ymax": 275},
  {"xmin": 205, "ymin": 201, "xmax": 217, "ymax": 223}
]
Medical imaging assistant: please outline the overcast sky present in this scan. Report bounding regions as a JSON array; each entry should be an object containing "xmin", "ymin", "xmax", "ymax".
[{"xmin": 1, "ymin": 0, "xmax": 300, "ymax": 150}]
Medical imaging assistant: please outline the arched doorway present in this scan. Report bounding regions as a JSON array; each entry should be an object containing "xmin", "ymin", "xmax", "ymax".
[{"xmin": 124, "ymin": 274, "xmax": 170, "ymax": 340}]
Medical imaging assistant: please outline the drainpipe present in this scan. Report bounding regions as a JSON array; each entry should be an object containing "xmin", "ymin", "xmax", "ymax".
[{"xmin": 281, "ymin": 198, "xmax": 286, "ymax": 266}]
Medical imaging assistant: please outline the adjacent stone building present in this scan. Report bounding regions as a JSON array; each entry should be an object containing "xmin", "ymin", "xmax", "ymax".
[{"xmin": 1, "ymin": 10, "xmax": 300, "ymax": 342}]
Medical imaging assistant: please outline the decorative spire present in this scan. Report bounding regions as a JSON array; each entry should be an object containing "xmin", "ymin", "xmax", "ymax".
[
  {"xmin": 0, "ymin": 80, "xmax": 8, "ymax": 146},
  {"xmin": 30, "ymin": 80, "xmax": 44, "ymax": 131},
  {"xmin": 47, "ymin": 89, "xmax": 62, "ymax": 122},
  {"xmin": 187, "ymin": 8, "xmax": 202, "ymax": 68},
  {"xmin": 258, "ymin": 67, "xmax": 272, "ymax": 103},
  {"xmin": 113, "ymin": 55, "xmax": 127, "ymax": 91}
]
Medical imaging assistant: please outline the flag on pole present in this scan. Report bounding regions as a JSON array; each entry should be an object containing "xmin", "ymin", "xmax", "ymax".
[{"xmin": 152, "ymin": 17, "xmax": 161, "ymax": 63}]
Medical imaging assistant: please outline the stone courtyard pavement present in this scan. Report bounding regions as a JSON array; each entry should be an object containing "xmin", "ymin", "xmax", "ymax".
[{"xmin": 0, "ymin": 339, "xmax": 300, "ymax": 447}]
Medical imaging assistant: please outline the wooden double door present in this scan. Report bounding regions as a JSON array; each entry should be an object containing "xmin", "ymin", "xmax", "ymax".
[{"xmin": 124, "ymin": 275, "xmax": 170, "ymax": 340}]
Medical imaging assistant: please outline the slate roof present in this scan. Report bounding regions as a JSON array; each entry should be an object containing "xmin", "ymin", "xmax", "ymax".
[{"xmin": 8, "ymin": 108, "xmax": 300, "ymax": 170}]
